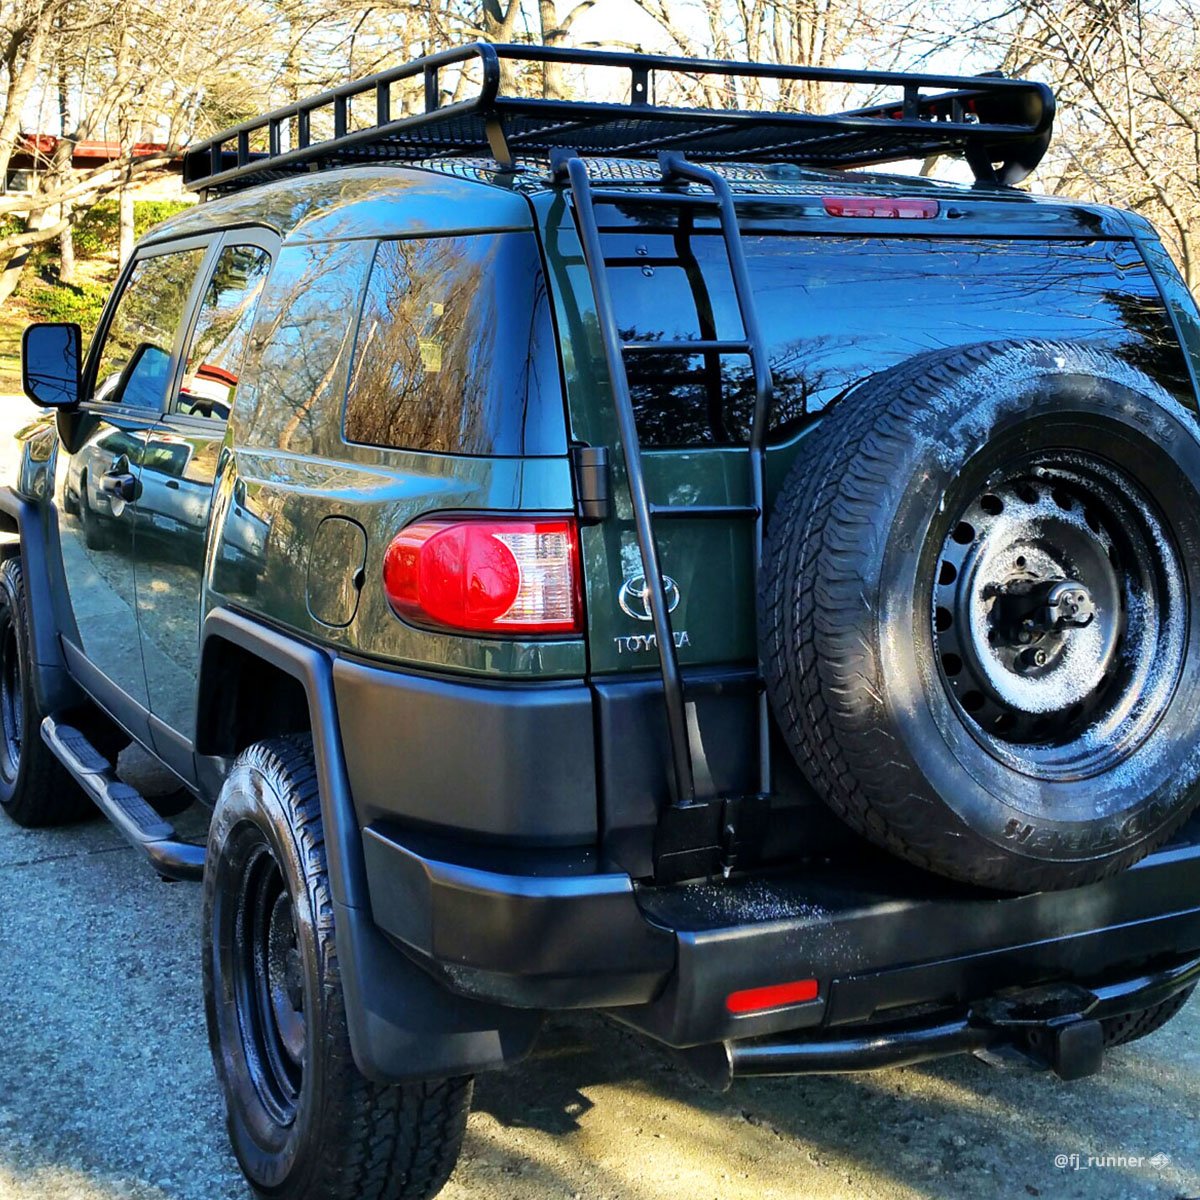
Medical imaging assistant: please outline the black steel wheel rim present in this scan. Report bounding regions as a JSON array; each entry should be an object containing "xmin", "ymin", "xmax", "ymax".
[
  {"xmin": 0, "ymin": 604, "xmax": 23, "ymax": 784},
  {"xmin": 231, "ymin": 835, "xmax": 306, "ymax": 1126},
  {"xmin": 931, "ymin": 451, "xmax": 1186, "ymax": 780}
]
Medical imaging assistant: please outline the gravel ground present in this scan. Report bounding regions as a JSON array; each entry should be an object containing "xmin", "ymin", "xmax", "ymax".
[{"xmin": 0, "ymin": 753, "xmax": 1197, "ymax": 1200}]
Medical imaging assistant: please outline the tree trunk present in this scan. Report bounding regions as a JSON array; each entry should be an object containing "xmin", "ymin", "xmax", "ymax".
[
  {"xmin": 0, "ymin": 244, "xmax": 30, "ymax": 308},
  {"xmin": 118, "ymin": 182, "xmax": 135, "ymax": 267},
  {"xmin": 59, "ymin": 205, "xmax": 76, "ymax": 284},
  {"xmin": 538, "ymin": 0, "xmax": 566, "ymax": 100}
]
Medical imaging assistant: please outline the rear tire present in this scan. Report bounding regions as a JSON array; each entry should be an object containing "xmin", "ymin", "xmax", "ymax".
[
  {"xmin": 0, "ymin": 556, "xmax": 92, "ymax": 826},
  {"xmin": 203, "ymin": 735, "xmax": 471, "ymax": 1200},
  {"xmin": 1102, "ymin": 984, "xmax": 1195, "ymax": 1048}
]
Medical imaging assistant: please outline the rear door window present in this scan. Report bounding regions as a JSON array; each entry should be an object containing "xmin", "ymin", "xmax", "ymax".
[
  {"xmin": 605, "ymin": 234, "xmax": 1193, "ymax": 447},
  {"xmin": 344, "ymin": 232, "xmax": 565, "ymax": 456},
  {"xmin": 177, "ymin": 243, "xmax": 272, "ymax": 421}
]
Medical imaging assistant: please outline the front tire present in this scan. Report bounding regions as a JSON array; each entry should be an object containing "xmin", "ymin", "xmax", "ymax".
[
  {"xmin": 0, "ymin": 556, "xmax": 92, "ymax": 826},
  {"xmin": 203, "ymin": 735, "xmax": 471, "ymax": 1200}
]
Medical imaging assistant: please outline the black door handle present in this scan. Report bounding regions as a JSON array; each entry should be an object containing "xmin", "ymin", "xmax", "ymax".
[{"xmin": 99, "ymin": 470, "xmax": 137, "ymax": 502}]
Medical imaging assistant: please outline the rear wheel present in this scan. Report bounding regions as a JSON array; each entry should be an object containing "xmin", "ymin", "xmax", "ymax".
[
  {"xmin": 203, "ymin": 735, "xmax": 471, "ymax": 1200},
  {"xmin": 0, "ymin": 556, "xmax": 92, "ymax": 826},
  {"xmin": 762, "ymin": 341, "xmax": 1200, "ymax": 892},
  {"xmin": 1102, "ymin": 985, "xmax": 1195, "ymax": 1048}
]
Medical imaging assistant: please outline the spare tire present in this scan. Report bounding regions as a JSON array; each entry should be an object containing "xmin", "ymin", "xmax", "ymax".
[{"xmin": 761, "ymin": 341, "xmax": 1200, "ymax": 892}]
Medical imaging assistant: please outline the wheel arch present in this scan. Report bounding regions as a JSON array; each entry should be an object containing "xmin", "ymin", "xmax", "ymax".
[
  {"xmin": 198, "ymin": 606, "xmax": 542, "ymax": 1082},
  {"xmin": 0, "ymin": 484, "xmax": 82, "ymax": 713}
]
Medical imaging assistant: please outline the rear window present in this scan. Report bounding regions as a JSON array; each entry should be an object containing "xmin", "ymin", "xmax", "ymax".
[
  {"xmin": 344, "ymin": 232, "xmax": 565, "ymax": 456},
  {"xmin": 604, "ymin": 235, "xmax": 1193, "ymax": 448}
]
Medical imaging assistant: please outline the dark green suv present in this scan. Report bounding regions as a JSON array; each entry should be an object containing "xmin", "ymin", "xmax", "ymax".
[{"xmin": 9, "ymin": 42, "xmax": 1200, "ymax": 1200}]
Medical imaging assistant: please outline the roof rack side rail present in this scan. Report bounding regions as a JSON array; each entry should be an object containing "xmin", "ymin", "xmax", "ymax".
[{"xmin": 182, "ymin": 43, "xmax": 1055, "ymax": 197}]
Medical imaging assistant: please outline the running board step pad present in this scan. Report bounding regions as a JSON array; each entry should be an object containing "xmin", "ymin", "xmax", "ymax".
[{"xmin": 40, "ymin": 716, "xmax": 205, "ymax": 882}]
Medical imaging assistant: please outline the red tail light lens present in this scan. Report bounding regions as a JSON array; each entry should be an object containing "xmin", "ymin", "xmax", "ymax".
[
  {"xmin": 822, "ymin": 196, "xmax": 940, "ymax": 219},
  {"xmin": 383, "ymin": 517, "xmax": 582, "ymax": 635}
]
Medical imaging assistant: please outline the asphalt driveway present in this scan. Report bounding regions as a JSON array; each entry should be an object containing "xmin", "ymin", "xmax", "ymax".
[{"xmin": 0, "ymin": 752, "xmax": 1197, "ymax": 1200}]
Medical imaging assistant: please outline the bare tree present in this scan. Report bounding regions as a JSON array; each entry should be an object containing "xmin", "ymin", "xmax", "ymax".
[
  {"xmin": 0, "ymin": 0, "xmax": 272, "ymax": 303},
  {"xmin": 919, "ymin": 0, "xmax": 1200, "ymax": 288}
]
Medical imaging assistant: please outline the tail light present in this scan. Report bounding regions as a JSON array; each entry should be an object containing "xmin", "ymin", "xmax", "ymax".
[{"xmin": 383, "ymin": 517, "xmax": 582, "ymax": 635}]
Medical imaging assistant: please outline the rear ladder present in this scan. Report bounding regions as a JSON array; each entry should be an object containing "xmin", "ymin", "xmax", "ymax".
[{"xmin": 554, "ymin": 149, "xmax": 776, "ymax": 883}]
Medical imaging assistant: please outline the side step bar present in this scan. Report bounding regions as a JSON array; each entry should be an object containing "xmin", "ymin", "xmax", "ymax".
[{"xmin": 40, "ymin": 715, "xmax": 205, "ymax": 882}]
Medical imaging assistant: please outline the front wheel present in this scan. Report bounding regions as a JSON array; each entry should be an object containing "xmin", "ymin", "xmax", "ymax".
[
  {"xmin": 203, "ymin": 735, "xmax": 472, "ymax": 1200},
  {"xmin": 0, "ymin": 556, "xmax": 92, "ymax": 826}
]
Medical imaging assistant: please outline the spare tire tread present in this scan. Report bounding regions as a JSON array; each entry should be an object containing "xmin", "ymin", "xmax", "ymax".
[{"xmin": 761, "ymin": 341, "xmax": 1198, "ymax": 892}]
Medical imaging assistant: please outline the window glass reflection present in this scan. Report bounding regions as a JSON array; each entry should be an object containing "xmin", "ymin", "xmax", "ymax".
[
  {"xmin": 236, "ymin": 239, "xmax": 374, "ymax": 455},
  {"xmin": 178, "ymin": 244, "xmax": 272, "ymax": 421},
  {"xmin": 344, "ymin": 232, "xmax": 564, "ymax": 456},
  {"xmin": 93, "ymin": 247, "xmax": 206, "ymax": 407},
  {"xmin": 604, "ymin": 235, "xmax": 1193, "ymax": 448}
]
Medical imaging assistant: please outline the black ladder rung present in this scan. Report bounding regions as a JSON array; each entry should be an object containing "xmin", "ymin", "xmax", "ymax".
[
  {"xmin": 650, "ymin": 503, "xmax": 759, "ymax": 519},
  {"xmin": 623, "ymin": 338, "xmax": 751, "ymax": 355}
]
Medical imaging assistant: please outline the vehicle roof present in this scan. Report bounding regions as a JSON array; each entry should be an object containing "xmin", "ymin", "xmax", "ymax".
[{"xmin": 146, "ymin": 157, "xmax": 1131, "ymax": 246}]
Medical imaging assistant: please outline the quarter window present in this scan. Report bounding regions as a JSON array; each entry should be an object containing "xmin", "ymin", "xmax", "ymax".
[
  {"xmin": 92, "ymin": 247, "xmax": 206, "ymax": 408},
  {"xmin": 178, "ymin": 244, "xmax": 272, "ymax": 421},
  {"xmin": 344, "ymin": 232, "xmax": 565, "ymax": 456}
]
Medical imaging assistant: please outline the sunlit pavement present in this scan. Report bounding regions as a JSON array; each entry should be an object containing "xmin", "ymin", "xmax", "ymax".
[
  {"xmin": 0, "ymin": 407, "xmax": 1196, "ymax": 1200},
  {"xmin": 1, "ymin": 776, "xmax": 1196, "ymax": 1200}
]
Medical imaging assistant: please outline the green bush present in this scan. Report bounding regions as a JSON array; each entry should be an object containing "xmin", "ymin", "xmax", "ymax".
[
  {"xmin": 25, "ymin": 280, "xmax": 109, "ymax": 337},
  {"xmin": 71, "ymin": 198, "xmax": 193, "ymax": 259}
]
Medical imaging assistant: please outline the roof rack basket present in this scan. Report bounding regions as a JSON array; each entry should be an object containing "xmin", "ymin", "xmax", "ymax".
[{"xmin": 183, "ymin": 43, "xmax": 1055, "ymax": 196}]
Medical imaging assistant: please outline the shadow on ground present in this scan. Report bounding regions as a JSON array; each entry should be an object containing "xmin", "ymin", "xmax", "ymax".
[{"xmin": 0, "ymin": 787, "xmax": 1196, "ymax": 1200}]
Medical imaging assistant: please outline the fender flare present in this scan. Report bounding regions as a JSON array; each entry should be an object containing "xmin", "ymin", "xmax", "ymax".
[
  {"xmin": 199, "ymin": 607, "xmax": 542, "ymax": 1082},
  {"xmin": 0, "ymin": 485, "xmax": 81, "ymax": 714}
]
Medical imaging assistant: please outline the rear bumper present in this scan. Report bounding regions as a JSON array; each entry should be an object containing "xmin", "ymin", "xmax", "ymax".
[{"xmin": 364, "ymin": 817, "xmax": 1200, "ymax": 1053}]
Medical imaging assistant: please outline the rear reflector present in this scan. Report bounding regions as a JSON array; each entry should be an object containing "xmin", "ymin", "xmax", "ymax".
[
  {"xmin": 383, "ymin": 517, "xmax": 582, "ymax": 635},
  {"xmin": 726, "ymin": 978, "xmax": 820, "ymax": 1015},
  {"xmin": 823, "ymin": 196, "xmax": 940, "ymax": 219}
]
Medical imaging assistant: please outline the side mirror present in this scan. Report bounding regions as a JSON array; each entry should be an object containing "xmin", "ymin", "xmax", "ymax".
[{"xmin": 22, "ymin": 322, "xmax": 81, "ymax": 409}]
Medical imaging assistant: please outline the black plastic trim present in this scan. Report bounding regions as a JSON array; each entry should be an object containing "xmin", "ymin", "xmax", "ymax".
[
  {"xmin": 361, "ymin": 813, "xmax": 1200, "ymax": 1054},
  {"xmin": 0, "ymin": 486, "xmax": 81, "ymax": 714},
  {"xmin": 362, "ymin": 823, "xmax": 675, "ymax": 1008},
  {"xmin": 332, "ymin": 656, "xmax": 597, "ymax": 845},
  {"xmin": 199, "ymin": 607, "xmax": 542, "ymax": 1081},
  {"xmin": 61, "ymin": 637, "xmax": 151, "ymax": 746}
]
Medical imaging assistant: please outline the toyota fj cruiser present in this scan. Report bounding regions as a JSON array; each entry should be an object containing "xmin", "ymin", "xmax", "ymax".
[{"xmin": 9, "ymin": 43, "xmax": 1200, "ymax": 1200}]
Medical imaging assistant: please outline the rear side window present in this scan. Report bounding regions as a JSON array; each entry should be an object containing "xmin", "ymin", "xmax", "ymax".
[
  {"xmin": 234, "ymin": 239, "xmax": 374, "ymax": 455},
  {"xmin": 344, "ymin": 232, "xmax": 565, "ymax": 456}
]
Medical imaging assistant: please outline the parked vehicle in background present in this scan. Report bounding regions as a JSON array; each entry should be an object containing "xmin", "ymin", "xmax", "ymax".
[{"xmin": 8, "ymin": 42, "xmax": 1200, "ymax": 1200}]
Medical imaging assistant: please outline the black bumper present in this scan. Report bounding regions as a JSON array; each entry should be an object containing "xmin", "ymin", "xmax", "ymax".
[{"xmin": 364, "ymin": 818, "xmax": 1200, "ymax": 1052}]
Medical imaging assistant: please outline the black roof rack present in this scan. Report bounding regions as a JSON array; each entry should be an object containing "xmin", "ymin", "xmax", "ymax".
[{"xmin": 182, "ymin": 42, "xmax": 1055, "ymax": 197}]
